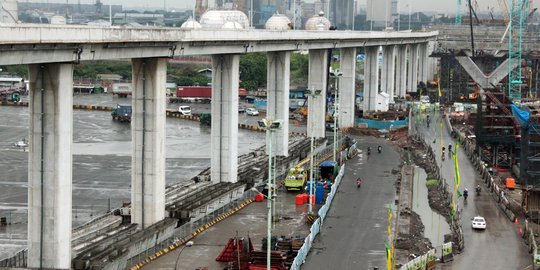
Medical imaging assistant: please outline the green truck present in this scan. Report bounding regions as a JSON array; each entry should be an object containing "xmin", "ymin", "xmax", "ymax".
[{"xmin": 111, "ymin": 104, "xmax": 132, "ymax": 123}]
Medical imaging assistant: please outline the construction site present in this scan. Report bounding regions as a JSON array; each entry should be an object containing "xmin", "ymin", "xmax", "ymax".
[{"xmin": 434, "ymin": 0, "xmax": 540, "ymax": 224}]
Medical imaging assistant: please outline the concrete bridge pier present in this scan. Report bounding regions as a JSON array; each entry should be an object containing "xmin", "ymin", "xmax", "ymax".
[
  {"xmin": 408, "ymin": 44, "xmax": 419, "ymax": 92},
  {"xmin": 28, "ymin": 63, "xmax": 73, "ymax": 269},
  {"xmin": 131, "ymin": 58, "xmax": 167, "ymax": 229},
  {"xmin": 211, "ymin": 54, "xmax": 240, "ymax": 183},
  {"xmin": 426, "ymin": 41, "xmax": 437, "ymax": 82},
  {"xmin": 381, "ymin": 45, "xmax": 396, "ymax": 102},
  {"xmin": 364, "ymin": 46, "xmax": 379, "ymax": 112},
  {"xmin": 266, "ymin": 51, "xmax": 290, "ymax": 156},
  {"xmin": 338, "ymin": 48, "xmax": 356, "ymax": 128},
  {"xmin": 395, "ymin": 45, "xmax": 408, "ymax": 98},
  {"xmin": 307, "ymin": 49, "xmax": 328, "ymax": 138},
  {"xmin": 418, "ymin": 43, "xmax": 429, "ymax": 85}
]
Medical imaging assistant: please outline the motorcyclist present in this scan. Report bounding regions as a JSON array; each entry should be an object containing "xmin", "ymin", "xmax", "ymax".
[
  {"xmin": 367, "ymin": 147, "xmax": 371, "ymax": 156},
  {"xmin": 464, "ymin": 188, "xmax": 469, "ymax": 200},
  {"xmin": 476, "ymin": 184, "xmax": 481, "ymax": 195},
  {"xmin": 377, "ymin": 145, "xmax": 382, "ymax": 153},
  {"xmin": 441, "ymin": 147, "xmax": 446, "ymax": 161},
  {"xmin": 448, "ymin": 144, "xmax": 452, "ymax": 153},
  {"xmin": 356, "ymin": 178, "xmax": 362, "ymax": 188}
]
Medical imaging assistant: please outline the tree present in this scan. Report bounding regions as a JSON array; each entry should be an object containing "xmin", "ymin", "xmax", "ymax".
[
  {"xmin": 0, "ymin": 65, "xmax": 28, "ymax": 78},
  {"xmin": 239, "ymin": 53, "xmax": 267, "ymax": 90},
  {"xmin": 290, "ymin": 52, "xmax": 308, "ymax": 86},
  {"xmin": 168, "ymin": 63, "xmax": 211, "ymax": 86}
]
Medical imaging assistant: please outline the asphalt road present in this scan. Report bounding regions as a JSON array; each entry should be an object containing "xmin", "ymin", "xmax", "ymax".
[
  {"xmin": 414, "ymin": 109, "xmax": 531, "ymax": 270},
  {"xmin": 302, "ymin": 136, "xmax": 400, "ymax": 270}
]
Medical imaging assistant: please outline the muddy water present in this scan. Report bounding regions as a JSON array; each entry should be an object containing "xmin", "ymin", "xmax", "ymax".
[{"xmin": 412, "ymin": 166, "xmax": 451, "ymax": 248}]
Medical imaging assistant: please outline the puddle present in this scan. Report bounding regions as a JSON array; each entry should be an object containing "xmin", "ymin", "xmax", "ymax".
[{"xmin": 412, "ymin": 166, "xmax": 451, "ymax": 248}]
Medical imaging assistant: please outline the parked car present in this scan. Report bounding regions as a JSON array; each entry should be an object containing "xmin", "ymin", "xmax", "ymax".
[
  {"xmin": 471, "ymin": 216, "xmax": 486, "ymax": 230},
  {"xmin": 178, "ymin": 105, "xmax": 192, "ymax": 116},
  {"xmin": 246, "ymin": 108, "xmax": 259, "ymax": 116},
  {"xmin": 238, "ymin": 106, "xmax": 246, "ymax": 113},
  {"xmin": 111, "ymin": 104, "xmax": 132, "ymax": 123}
]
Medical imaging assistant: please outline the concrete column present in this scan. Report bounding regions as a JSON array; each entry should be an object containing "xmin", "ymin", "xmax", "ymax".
[
  {"xmin": 307, "ymin": 49, "xmax": 328, "ymax": 138},
  {"xmin": 395, "ymin": 45, "xmax": 408, "ymax": 98},
  {"xmin": 266, "ymin": 51, "xmax": 290, "ymax": 157},
  {"xmin": 364, "ymin": 46, "xmax": 379, "ymax": 112},
  {"xmin": 426, "ymin": 41, "xmax": 437, "ymax": 81},
  {"xmin": 407, "ymin": 44, "xmax": 419, "ymax": 92},
  {"xmin": 339, "ymin": 48, "xmax": 356, "ymax": 128},
  {"xmin": 131, "ymin": 58, "xmax": 167, "ymax": 229},
  {"xmin": 211, "ymin": 54, "xmax": 240, "ymax": 183},
  {"xmin": 28, "ymin": 63, "xmax": 73, "ymax": 269},
  {"xmin": 381, "ymin": 45, "xmax": 396, "ymax": 101},
  {"xmin": 419, "ymin": 43, "xmax": 429, "ymax": 84}
]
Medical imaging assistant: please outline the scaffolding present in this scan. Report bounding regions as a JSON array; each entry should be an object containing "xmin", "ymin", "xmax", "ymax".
[
  {"xmin": 519, "ymin": 104, "xmax": 540, "ymax": 218},
  {"xmin": 475, "ymin": 90, "xmax": 520, "ymax": 168},
  {"xmin": 508, "ymin": 0, "xmax": 529, "ymax": 100}
]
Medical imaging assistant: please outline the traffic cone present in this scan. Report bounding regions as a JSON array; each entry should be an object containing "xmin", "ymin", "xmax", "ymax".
[{"xmin": 514, "ymin": 218, "xmax": 519, "ymax": 225}]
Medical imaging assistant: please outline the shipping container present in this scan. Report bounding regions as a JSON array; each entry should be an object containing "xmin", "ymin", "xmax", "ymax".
[{"xmin": 176, "ymin": 86, "xmax": 248, "ymax": 98}]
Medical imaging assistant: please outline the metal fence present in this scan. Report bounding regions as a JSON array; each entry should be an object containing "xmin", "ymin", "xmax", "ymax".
[
  {"xmin": 0, "ymin": 249, "xmax": 27, "ymax": 268},
  {"xmin": 291, "ymin": 162, "xmax": 347, "ymax": 270}
]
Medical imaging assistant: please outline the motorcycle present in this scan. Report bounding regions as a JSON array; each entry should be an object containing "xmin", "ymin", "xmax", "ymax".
[
  {"xmin": 377, "ymin": 146, "xmax": 382, "ymax": 153},
  {"xmin": 476, "ymin": 187, "xmax": 481, "ymax": 196}
]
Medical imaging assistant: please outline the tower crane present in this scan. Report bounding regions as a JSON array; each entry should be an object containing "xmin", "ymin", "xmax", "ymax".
[
  {"xmin": 508, "ymin": 0, "xmax": 529, "ymax": 100},
  {"xmin": 456, "ymin": 0, "xmax": 463, "ymax": 25}
]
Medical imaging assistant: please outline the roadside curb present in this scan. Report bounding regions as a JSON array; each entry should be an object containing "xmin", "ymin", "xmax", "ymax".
[{"xmin": 129, "ymin": 198, "xmax": 255, "ymax": 270}]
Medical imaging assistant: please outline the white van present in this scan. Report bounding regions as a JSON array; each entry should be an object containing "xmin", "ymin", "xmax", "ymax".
[{"xmin": 178, "ymin": 105, "xmax": 192, "ymax": 116}]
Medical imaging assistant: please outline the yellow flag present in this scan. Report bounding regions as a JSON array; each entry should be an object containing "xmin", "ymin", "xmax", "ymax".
[{"xmin": 438, "ymin": 75, "xmax": 442, "ymax": 97}]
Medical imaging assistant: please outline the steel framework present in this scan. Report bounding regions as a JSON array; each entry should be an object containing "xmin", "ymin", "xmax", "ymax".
[
  {"xmin": 455, "ymin": 0, "xmax": 463, "ymax": 25},
  {"xmin": 508, "ymin": 0, "xmax": 529, "ymax": 100}
]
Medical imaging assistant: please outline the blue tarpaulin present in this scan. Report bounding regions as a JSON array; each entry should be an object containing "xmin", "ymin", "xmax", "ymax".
[
  {"xmin": 355, "ymin": 118, "xmax": 409, "ymax": 130},
  {"xmin": 511, "ymin": 104, "xmax": 530, "ymax": 128}
]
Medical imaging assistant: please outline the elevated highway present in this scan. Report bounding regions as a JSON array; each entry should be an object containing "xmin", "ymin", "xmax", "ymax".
[
  {"xmin": 0, "ymin": 25, "xmax": 437, "ymax": 65},
  {"xmin": 0, "ymin": 24, "xmax": 438, "ymax": 269}
]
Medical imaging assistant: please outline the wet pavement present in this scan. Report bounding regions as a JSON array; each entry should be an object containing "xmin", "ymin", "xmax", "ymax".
[
  {"xmin": 411, "ymin": 166, "xmax": 450, "ymax": 249},
  {"xmin": 72, "ymin": 94, "xmax": 308, "ymax": 134},
  {"xmin": 301, "ymin": 136, "xmax": 401, "ymax": 270},
  {"xmin": 0, "ymin": 95, "xmax": 267, "ymax": 259},
  {"xmin": 414, "ymin": 110, "xmax": 531, "ymax": 270},
  {"xmin": 146, "ymin": 188, "xmax": 310, "ymax": 270}
]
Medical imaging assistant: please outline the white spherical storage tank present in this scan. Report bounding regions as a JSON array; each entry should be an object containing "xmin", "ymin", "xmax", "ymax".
[{"xmin": 0, "ymin": 0, "xmax": 18, "ymax": 23}]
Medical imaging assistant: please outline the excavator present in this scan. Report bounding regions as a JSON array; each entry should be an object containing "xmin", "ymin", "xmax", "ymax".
[{"xmin": 291, "ymin": 99, "xmax": 335, "ymax": 124}]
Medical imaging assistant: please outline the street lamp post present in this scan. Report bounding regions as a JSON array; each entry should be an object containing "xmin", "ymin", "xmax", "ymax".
[
  {"xmin": 305, "ymin": 89, "xmax": 322, "ymax": 215},
  {"xmin": 330, "ymin": 71, "xmax": 343, "ymax": 163},
  {"xmin": 257, "ymin": 118, "xmax": 283, "ymax": 270},
  {"xmin": 174, "ymin": 241, "xmax": 194, "ymax": 270}
]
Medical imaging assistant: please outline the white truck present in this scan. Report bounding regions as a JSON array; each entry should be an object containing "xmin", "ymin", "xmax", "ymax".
[{"xmin": 111, "ymin": 83, "xmax": 131, "ymax": 98}]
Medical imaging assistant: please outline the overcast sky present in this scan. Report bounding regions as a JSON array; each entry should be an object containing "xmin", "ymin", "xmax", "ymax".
[{"xmin": 37, "ymin": 0, "xmax": 540, "ymax": 14}]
